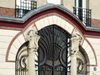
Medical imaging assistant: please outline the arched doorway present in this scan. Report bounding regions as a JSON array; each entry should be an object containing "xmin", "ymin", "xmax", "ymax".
[
  {"xmin": 35, "ymin": 25, "xmax": 88, "ymax": 75},
  {"xmin": 15, "ymin": 25, "xmax": 88, "ymax": 75},
  {"xmin": 36, "ymin": 25, "xmax": 71, "ymax": 75}
]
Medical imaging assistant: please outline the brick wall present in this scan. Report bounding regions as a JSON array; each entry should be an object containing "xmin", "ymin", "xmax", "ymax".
[
  {"xmin": 91, "ymin": 19, "xmax": 100, "ymax": 27},
  {"xmin": 0, "ymin": 7, "xmax": 15, "ymax": 17}
]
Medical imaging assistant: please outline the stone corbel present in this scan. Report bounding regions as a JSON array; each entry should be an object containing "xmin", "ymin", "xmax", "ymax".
[
  {"xmin": 26, "ymin": 26, "xmax": 40, "ymax": 53},
  {"xmin": 71, "ymin": 33, "xmax": 82, "ymax": 55}
]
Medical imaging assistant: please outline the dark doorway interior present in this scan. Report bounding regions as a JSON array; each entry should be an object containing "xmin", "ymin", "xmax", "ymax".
[{"xmin": 37, "ymin": 25, "xmax": 71, "ymax": 75}]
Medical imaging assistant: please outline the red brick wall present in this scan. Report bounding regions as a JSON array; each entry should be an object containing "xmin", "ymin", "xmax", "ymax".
[
  {"xmin": 92, "ymin": 19, "xmax": 100, "ymax": 27},
  {"xmin": 0, "ymin": 7, "xmax": 15, "ymax": 17}
]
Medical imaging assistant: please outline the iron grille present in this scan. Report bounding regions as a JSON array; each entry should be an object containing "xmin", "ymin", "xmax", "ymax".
[
  {"xmin": 77, "ymin": 58, "xmax": 87, "ymax": 75},
  {"xmin": 15, "ymin": 42, "xmax": 28, "ymax": 75},
  {"xmin": 15, "ymin": 0, "xmax": 37, "ymax": 18},
  {"xmin": 37, "ymin": 25, "xmax": 71, "ymax": 75},
  {"xmin": 73, "ymin": 7, "xmax": 91, "ymax": 26}
]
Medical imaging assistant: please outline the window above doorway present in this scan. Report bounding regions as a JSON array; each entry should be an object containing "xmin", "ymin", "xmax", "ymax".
[
  {"xmin": 73, "ymin": 0, "xmax": 91, "ymax": 26},
  {"xmin": 47, "ymin": 0, "xmax": 61, "ymax": 4},
  {"xmin": 15, "ymin": 0, "xmax": 37, "ymax": 18}
]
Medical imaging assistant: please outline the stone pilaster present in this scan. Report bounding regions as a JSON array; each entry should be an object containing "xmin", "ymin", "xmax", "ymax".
[
  {"xmin": 70, "ymin": 33, "xmax": 82, "ymax": 75},
  {"xmin": 26, "ymin": 26, "xmax": 40, "ymax": 75}
]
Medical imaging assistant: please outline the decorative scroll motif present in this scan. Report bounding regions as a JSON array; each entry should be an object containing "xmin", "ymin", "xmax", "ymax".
[
  {"xmin": 71, "ymin": 33, "xmax": 82, "ymax": 55},
  {"xmin": 15, "ymin": 45, "xmax": 28, "ymax": 75},
  {"xmin": 77, "ymin": 51, "xmax": 87, "ymax": 75},
  {"xmin": 77, "ymin": 58, "xmax": 87, "ymax": 75},
  {"xmin": 77, "ymin": 58, "xmax": 84, "ymax": 73}
]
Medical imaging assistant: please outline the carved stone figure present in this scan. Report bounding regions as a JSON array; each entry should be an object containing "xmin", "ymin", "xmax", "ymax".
[
  {"xmin": 27, "ymin": 29, "xmax": 40, "ymax": 52},
  {"xmin": 71, "ymin": 33, "xmax": 82, "ymax": 55}
]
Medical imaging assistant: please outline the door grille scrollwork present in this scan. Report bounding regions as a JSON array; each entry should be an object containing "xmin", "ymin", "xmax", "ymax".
[
  {"xmin": 36, "ymin": 25, "xmax": 71, "ymax": 75},
  {"xmin": 16, "ymin": 46, "xmax": 28, "ymax": 75}
]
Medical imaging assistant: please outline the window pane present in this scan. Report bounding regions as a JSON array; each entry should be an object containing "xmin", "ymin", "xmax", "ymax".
[{"xmin": 47, "ymin": 0, "xmax": 60, "ymax": 4}]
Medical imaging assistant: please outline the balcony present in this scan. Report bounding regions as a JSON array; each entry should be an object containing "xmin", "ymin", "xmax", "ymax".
[
  {"xmin": 73, "ymin": 7, "xmax": 91, "ymax": 26},
  {"xmin": 15, "ymin": 0, "xmax": 37, "ymax": 18}
]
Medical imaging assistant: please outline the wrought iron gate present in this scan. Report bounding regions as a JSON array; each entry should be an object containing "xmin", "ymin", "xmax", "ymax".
[{"xmin": 36, "ymin": 25, "xmax": 71, "ymax": 75}]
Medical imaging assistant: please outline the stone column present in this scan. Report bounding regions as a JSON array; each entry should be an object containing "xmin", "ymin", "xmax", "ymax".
[
  {"xmin": 27, "ymin": 28, "xmax": 40, "ymax": 75},
  {"xmin": 70, "ymin": 33, "xmax": 82, "ymax": 75}
]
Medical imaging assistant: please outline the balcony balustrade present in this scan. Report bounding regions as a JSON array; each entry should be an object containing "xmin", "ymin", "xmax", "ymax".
[{"xmin": 73, "ymin": 7, "xmax": 91, "ymax": 26}]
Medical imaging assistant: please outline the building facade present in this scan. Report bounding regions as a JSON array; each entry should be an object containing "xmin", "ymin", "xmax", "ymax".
[{"xmin": 0, "ymin": 0, "xmax": 100, "ymax": 75}]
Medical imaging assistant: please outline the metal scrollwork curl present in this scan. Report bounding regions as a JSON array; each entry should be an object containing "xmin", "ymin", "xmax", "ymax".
[
  {"xmin": 77, "ymin": 58, "xmax": 84, "ymax": 73},
  {"xmin": 19, "ymin": 55, "xmax": 28, "ymax": 70}
]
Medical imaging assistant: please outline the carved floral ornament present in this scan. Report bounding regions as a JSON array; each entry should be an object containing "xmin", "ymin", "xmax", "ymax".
[{"xmin": 26, "ymin": 25, "xmax": 40, "ymax": 53}]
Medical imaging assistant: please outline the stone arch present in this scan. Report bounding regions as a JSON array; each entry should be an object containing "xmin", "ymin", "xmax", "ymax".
[
  {"xmin": 6, "ymin": 8, "xmax": 97, "ymax": 67},
  {"xmin": 34, "ymin": 14, "xmax": 97, "ymax": 66},
  {"xmin": 6, "ymin": 24, "xmax": 38, "ymax": 62},
  {"xmin": 6, "ymin": 32, "xmax": 26, "ymax": 62}
]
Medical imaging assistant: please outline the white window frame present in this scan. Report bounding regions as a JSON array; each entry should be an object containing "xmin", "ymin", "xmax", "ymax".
[
  {"xmin": 75, "ymin": 0, "xmax": 86, "ymax": 8},
  {"xmin": 75, "ymin": 0, "xmax": 86, "ymax": 23},
  {"xmin": 47, "ymin": 0, "xmax": 60, "ymax": 4}
]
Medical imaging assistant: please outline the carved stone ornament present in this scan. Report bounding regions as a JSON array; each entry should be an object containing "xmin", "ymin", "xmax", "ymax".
[
  {"xmin": 71, "ymin": 33, "xmax": 82, "ymax": 55},
  {"xmin": 26, "ymin": 27, "xmax": 40, "ymax": 52}
]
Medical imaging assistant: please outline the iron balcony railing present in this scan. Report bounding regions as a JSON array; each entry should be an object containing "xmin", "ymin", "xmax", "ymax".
[
  {"xmin": 15, "ymin": 0, "xmax": 37, "ymax": 18},
  {"xmin": 73, "ymin": 7, "xmax": 91, "ymax": 26}
]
